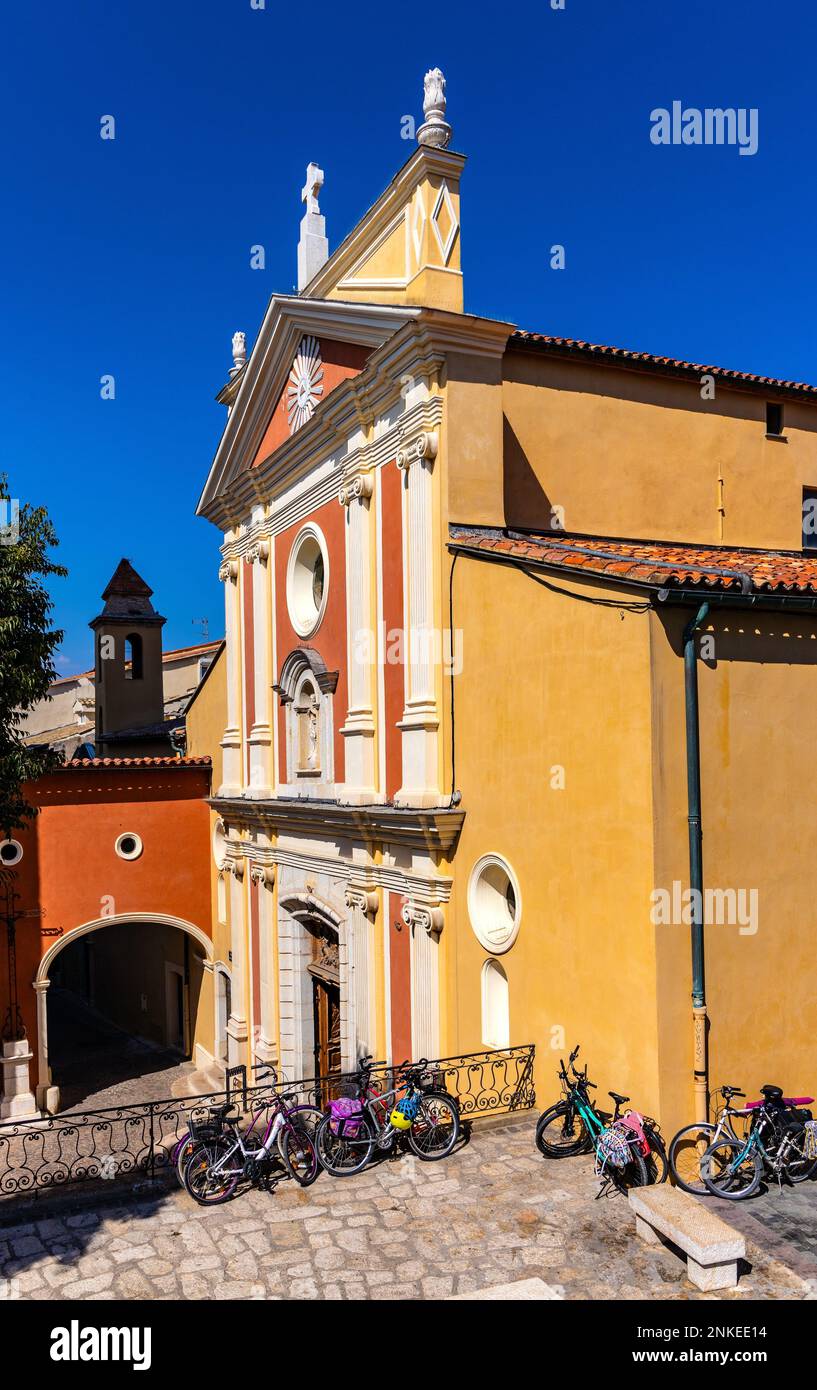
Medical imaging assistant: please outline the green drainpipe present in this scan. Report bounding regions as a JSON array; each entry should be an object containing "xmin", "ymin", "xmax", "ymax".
[{"xmin": 683, "ymin": 602, "xmax": 710, "ymax": 1124}]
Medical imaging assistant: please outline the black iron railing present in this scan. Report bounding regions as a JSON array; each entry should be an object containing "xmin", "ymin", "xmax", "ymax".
[{"xmin": 0, "ymin": 1043, "xmax": 534, "ymax": 1201}]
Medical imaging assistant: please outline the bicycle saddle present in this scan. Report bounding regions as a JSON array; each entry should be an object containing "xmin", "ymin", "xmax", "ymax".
[
  {"xmin": 760, "ymin": 1084, "xmax": 784, "ymax": 1102},
  {"xmin": 609, "ymin": 1091, "xmax": 629, "ymax": 1106},
  {"xmin": 211, "ymin": 1101, "xmax": 238, "ymax": 1119}
]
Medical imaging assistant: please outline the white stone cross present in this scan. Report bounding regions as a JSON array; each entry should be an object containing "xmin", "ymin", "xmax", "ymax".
[{"xmin": 301, "ymin": 163, "xmax": 324, "ymax": 216}]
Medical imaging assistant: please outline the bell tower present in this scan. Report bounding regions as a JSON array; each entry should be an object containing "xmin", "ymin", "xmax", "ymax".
[{"xmin": 90, "ymin": 559, "xmax": 166, "ymax": 757}]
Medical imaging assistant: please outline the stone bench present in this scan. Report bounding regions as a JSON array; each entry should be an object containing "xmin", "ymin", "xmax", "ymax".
[{"xmin": 629, "ymin": 1185, "xmax": 746, "ymax": 1290}]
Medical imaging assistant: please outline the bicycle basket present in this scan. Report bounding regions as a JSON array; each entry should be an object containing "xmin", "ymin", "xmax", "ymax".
[
  {"xmin": 188, "ymin": 1111, "xmax": 224, "ymax": 1142},
  {"xmin": 595, "ymin": 1126, "xmax": 631, "ymax": 1170},
  {"xmin": 805, "ymin": 1121, "xmax": 817, "ymax": 1160}
]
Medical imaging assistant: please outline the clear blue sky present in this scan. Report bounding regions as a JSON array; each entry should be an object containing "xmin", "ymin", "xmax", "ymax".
[{"xmin": 5, "ymin": 0, "xmax": 815, "ymax": 672}]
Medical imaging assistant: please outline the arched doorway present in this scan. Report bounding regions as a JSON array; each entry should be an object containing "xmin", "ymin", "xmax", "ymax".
[{"xmin": 34, "ymin": 913, "xmax": 213, "ymax": 1113}]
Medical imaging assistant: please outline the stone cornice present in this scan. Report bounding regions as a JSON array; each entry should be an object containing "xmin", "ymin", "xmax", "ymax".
[{"xmin": 210, "ymin": 795, "xmax": 464, "ymax": 856}]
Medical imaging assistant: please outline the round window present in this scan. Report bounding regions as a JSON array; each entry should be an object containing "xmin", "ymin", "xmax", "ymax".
[
  {"xmin": 286, "ymin": 524, "xmax": 329, "ymax": 638},
  {"xmin": 115, "ymin": 832, "xmax": 143, "ymax": 861},
  {"xmin": 467, "ymin": 854, "xmax": 522, "ymax": 954},
  {"xmin": 0, "ymin": 839, "xmax": 23, "ymax": 867}
]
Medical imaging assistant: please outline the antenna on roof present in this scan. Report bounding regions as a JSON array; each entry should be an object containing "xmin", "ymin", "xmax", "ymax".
[{"xmin": 192, "ymin": 618, "xmax": 210, "ymax": 641}]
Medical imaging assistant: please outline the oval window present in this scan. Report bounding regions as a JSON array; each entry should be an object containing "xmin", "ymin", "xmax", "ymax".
[
  {"xmin": 286, "ymin": 525, "xmax": 329, "ymax": 638},
  {"xmin": 467, "ymin": 854, "xmax": 522, "ymax": 954}
]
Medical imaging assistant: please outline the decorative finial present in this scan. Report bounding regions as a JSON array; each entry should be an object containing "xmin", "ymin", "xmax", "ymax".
[
  {"xmin": 297, "ymin": 162, "xmax": 329, "ymax": 292},
  {"xmin": 417, "ymin": 67, "xmax": 452, "ymax": 149},
  {"xmin": 230, "ymin": 331, "xmax": 246, "ymax": 376},
  {"xmin": 301, "ymin": 162, "xmax": 324, "ymax": 215}
]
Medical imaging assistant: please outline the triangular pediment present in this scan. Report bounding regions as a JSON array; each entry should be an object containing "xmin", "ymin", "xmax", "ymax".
[{"xmin": 197, "ymin": 297, "xmax": 416, "ymax": 520}]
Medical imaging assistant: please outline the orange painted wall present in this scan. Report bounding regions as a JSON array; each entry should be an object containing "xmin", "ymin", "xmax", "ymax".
[
  {"xmin": 251, "ymin": 339, "xmax": 371, "ymax": 469},
  {"xmin": 274, "ymin": 498, "xmax": 348, "ymax": 783},
  {"xmin": 7, "ymin": 765, "xmax": 212, "ymax": 1043}
]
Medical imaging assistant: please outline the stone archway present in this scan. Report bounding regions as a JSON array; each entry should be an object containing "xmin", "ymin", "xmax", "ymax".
[{"xmin": 34, "ymin": 912, "xmax": 214, "ymax": 1112}]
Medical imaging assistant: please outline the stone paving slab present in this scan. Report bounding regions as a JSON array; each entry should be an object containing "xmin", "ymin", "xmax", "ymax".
[{"xmin": 0, "ymin": 1115, "xmax": 812, "ymax": 1301}]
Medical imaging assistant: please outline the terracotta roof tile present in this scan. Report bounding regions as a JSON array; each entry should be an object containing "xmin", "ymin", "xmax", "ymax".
[
  {"xmin": 58, "ymin": 756, "xmax": 212, "ymax": 770},
  {"xmin": 511, "ymin": 330, "xmax": 817, "ymax": 399},
  {"xmin": 449, "ymin": 527, "xmax": 817, "ymax": 595}
]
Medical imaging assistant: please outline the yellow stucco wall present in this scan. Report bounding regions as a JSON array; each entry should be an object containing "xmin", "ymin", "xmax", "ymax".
[
  {"xmin": 649, "ymin": 606, "xmax": 817, "ymax": 1136},
  {"xmin": 446, "ymin": 552, "xmax": 662, "ymax": 1118},
  {"xmin": 498, "ymin": 349, "xmax": 817, "ymax": 549}
]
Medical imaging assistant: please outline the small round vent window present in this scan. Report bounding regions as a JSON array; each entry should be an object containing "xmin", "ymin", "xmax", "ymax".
[
  {"xmin": 115, "ymin": 833, "xmax": 143, "ymax": 861},
  {"xmin": 0, "ymin": 839, "xmax": 24, "ymax": 867}
]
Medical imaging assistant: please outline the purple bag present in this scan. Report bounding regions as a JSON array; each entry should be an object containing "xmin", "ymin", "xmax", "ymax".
[{"xmin": 328, "ymin": 1097, "xmax": 363, "ymax": 1137}]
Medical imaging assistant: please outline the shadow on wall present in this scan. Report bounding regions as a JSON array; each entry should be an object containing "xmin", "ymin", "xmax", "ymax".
[
  {"xmin": 502, "ymin": 415, "xmax": 558, "ymax": 532},
  {"xmin": 657, "ymin": 607, "xmax": 817, "ymax": 668}
]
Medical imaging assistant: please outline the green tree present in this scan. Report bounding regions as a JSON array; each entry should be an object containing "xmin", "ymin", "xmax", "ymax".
[{"xmin": 0, "ymin": 475, "xmax": 67, "ymax": 833}]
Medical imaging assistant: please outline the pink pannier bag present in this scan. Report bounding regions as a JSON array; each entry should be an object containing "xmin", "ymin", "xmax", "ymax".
[{"xmin": 328, "ymin": 1098, "xmax": 363, "ymax": 1137}]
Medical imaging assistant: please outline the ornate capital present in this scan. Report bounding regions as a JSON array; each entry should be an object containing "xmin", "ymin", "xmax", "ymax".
[
  {"xmin": 345, "ymin": 883, "xmax": 379, "ymax": 918},
  {"xmin": 218, "ymin": 558, "xmax": 239, "ymax": 583},
  {"xmin": 223, "ymin": 856, "xmax": 245, "ymax": 880},
  {"xmin": 245, "ymin": 539, "xmax": 270, "ymax": 564},
  {"xmin": 397, "ymin": 430, "xmax": 438, "ymax": 472},
  {"xmin": 250, "ymin": 862, "xmax": 275, "ymax": 888},
  {"xmin": 339, "ymin": 473, "xmax": 374, "ymax": 507},
  {"xmin": 401, "ymin": 900, "xmax": 444, "ymax": 937}
]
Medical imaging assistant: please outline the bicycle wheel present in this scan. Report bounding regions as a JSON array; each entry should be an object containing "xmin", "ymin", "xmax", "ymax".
[
  {"xmin": 289, "ymin": 1105, "xmax": 326, "ymax": 1141},
  {"xmin": 407, "ymin": 1094, "xmax": 460, "ymax": 1160},
  {"xmin": 701, "ymin": 1139, "xmax": 762, "ymax": 1200},
  {"xmin": 535, "ymin": 1101, "xmax": 592, "ymax": 1158},
  {"xmin": 278, "ymin": 1124, "xmax": 319, "ymax": 1187},
  {"xmin": 175, "ymin": 1133, "xmax": 198, "ymax": 1187},
  {"xmin": 779, "ymin": 1124, "xmax": 817, "ymax": 1184},
  {"xmin": 644, "ymin": 1128, "xmax": 669, "ymax": 1185},
  {"xmin": 316, "ymin": 1112, "xmax": 375, "ymax": 1176},
  {"xmin": 183, "ymin": 1139, "xmax": 241, "ymax": 1206},
  {"xmin": 668, "ymin": 1123, "xmax": 717, "ymax": 1194}
]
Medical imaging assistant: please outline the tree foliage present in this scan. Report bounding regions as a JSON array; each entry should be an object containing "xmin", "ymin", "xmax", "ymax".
[{"xmin": 0, "ymin": 475, "xmax": 67, "ymax": 833}]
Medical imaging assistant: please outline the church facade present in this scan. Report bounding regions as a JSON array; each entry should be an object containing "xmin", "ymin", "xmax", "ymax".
[{"xmin": 196, "ymin": 70, "xmax": 817, "ymax": 1130}]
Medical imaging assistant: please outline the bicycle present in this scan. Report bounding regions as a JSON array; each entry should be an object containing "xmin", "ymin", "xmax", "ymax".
[
  {"xmin": 535, "ymin": 1045, "xmax": 667, "ymax": 1191},
  {"xmin": 701, "ymin": 1086, "xmax": 817, "ymax": 1200},
  {"xmin": 316, "ymin": 1058, "xmax": 460, "ymax": 1176},
  {"xmin": 182, "ymin": 1084, "xmax": 319, "ymax": 1205},
  {"xmin": 173, "ymin": 1065, "xmax": 324, "ymax": 1186},
  {"xmin": 669, "ymin": 1084, "xmax": 815, "ymax": 1194}
]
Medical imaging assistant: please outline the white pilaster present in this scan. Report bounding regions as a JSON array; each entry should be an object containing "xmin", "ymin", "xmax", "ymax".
[
  {"xmin": 226, "ymin": 858, "xmax": 248, "ymax": 1067},
  {"xmin": 218, "ymin": 557, "xmax": 242, "ymax": 797},
  {"xmin": 404, "ymin": 899, "xmax": 443, "ymax": 1060},
  {"xmin": 250, "ymin": 863, "xmax": 277, "ymax": 1062},
  {"xmin": 345, "ymin": 884, "xmax": 378, "ymax": 1062},
  {"xmin": 246, "ymin": 541, "xmax": 273, "ymax": 797},
  {"xmin": 395, "ymin": 430, "xmax": 442, "ymax": 807},
  {"xmin": 339, "ymin": 472, "xmax": 378, "ymax": 803}
]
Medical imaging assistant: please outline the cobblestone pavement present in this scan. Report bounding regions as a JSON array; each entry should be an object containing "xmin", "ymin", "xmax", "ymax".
[
  {"xmin": 702, "ymin": 1179, "xmax": 817, "ymax": 1287},
  {"xmin": 1, "ymin": 1115, "xmax": 813, "ymax": 1301}
]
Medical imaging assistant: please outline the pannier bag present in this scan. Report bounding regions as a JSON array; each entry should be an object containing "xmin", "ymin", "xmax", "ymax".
[
  {"xmin": 595, "ymin": 1125, "xmax": 631, "ymax": 1171},
  {"xmin": 328, "ymin": 1097, "xmax": 364, "ymax": 1137},
  {"xmin": 804, "ymin": 1121, "xmax": 817, "ymax": 1160}
]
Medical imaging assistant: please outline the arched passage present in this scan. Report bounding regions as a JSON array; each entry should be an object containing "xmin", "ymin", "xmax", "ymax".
[{"xmin": 34, "ymin": 913, "xmax": 214, "ymax": 1113}]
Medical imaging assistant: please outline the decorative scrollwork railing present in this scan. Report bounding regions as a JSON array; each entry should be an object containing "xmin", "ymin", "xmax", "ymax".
[{"xmin": 0, "ymin": 1043, "xmax": 534, "ymax": 1201}]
